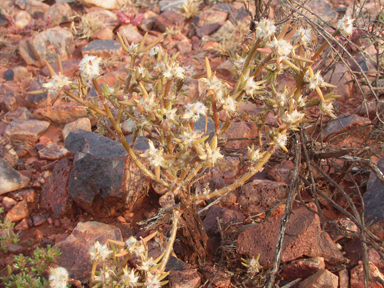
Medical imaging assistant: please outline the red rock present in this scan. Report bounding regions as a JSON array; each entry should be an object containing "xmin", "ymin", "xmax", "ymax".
[
  {"xmin": 5, "ymin": 199, "xmax": 29, "ymax": 222},
  {"xmin": 238, "ymin": 179, "xmax": 288, "ymax": 215},
  {"xmin": 40, "ymin": 158, "xmax": 73, "ymax": 218},
  {"xmin": 138, "ymin": 10, "xmax": 158, "ymax": 31},
  {"xmin": 323, "ymin": 63, "xmax": 354, "ymax": 98},
  {"xmin": 19, "ymin": 27, "xmax": 74, "ymax": 67},
  {"xmin": 5, "ymin": 119, "xmax": 50, "ymax": 143},
  {"xmin": 3, "ymin": 107, "xmax": 34, "ymax": 121},
  {"xmin": 41, "ymin": 60, "xmax": 80, "ymax": 78},
  {"xmin": 10, "ymin": 189, "xmax": 36, "ymax": 203},
  {"xmin": 56, "ymin": 221, "xmax": 123, "ymax": 282},
  {"xmin": 2, "ymin": 196, "xmax": 17, "ymax": 211},
  {"xmin": 202, "ymin": 205, "xmax": 244, "ymax": 237},
  {"xmin": 118, "ymin": 24, "xmax": 143, "ymax": 44},
  {"xmin": 339, "ymin": 268, "xmax": 349, "ymax": 288},
  {"xmin": 12, "ymin": 66, "xmax": 30, "ymax": 83},
  {"xmin": 267, "ymin": 160, "xmax": 294, "ymax": 184},
  {"xmin": 351, "ymin": 261, "xmax": 384, "ymax": 288},
  {"xmin": 38, "ymin": 143, "xmax": 71, "ymax": 160},
  {"xmin": 201, "ymin": 266, "xmax": 231, "ymax": 288},
  {"xmin": 194, "ymin": 11, "xmax": 228, "ymax": 27},
  {"xmin": 221, "ymin": 121, "xmax": 258, "ymax": 149},
  {"xmin": 44, "ymin": 2, "xmax": 73, "ymax": 26},
  {"xmin": 281, "ymin": 257, "xmax": 325, "ymax": 282},
  {"xmin": 154, "ymin": 11, "xmax": 184, "ymax": 33},
  {"xmin": 93, "ymin": 27, "xmax": 114, "ymax": 40},
  {"xmin": 322, "ymin": 114, "xmax": 371, "ymax": 145},
  {"xmin": 0, "ymin": 84, "xmax": 18, "ymax": 113},
  {"xmin": 298, "ymin": 269, "xmax": 338, "ymax": 288},
  {"xmin": 169, "ymin": 268, "xmax": 201, "ymax": 288},
  {"xmin": 34, "ymin": 102, "xmax": 88, "ymax": 126},
  {"xmin": 62, "ymin": 118, "xmax": 92, "ymax": 141},
  {"xmin": 14, "ymin": 218, "xmax": 29, "ymax": 231},
  {"xmin": 0, "ymin": 135, "xmax": 18, "ymax": 167},
  {"xmin": 177, "ymin": 39, "xmax": 192, "ymax": 54},
  {"xmin": 237, "ymin": 203, "xmax": 344, "ymax": 266}
]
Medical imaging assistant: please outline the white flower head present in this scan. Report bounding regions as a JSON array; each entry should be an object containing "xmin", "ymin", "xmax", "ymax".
[
  {"xmin": 79, "ymin": 55, "xmax": 102, "ymax": 86},
  {"xmin": 137, "ymin": 91, "xmax": 156, "ymax": 112},
  {"xmin": 267, "ymin": 37, "xmax": 293, "ymax": 59},
  {"xmin": 199, "ymin": 143, "xmax": 224, "ymax": 166},
  {"xmin": 182, "ymin": 101, "xmax": 207, "ymax": 122},
  {"xmin": 126, "ymin": 236, "xmax": 146, "ymax": 256},
  {"xmin": 89, "ymin": 241, "xmax": 112, "ymax": 261},
  {"xmin": 337, "ymin": 15, "xmax": 354, "ymax": 37},
  {"xmin": 247, "ymin": 147, "xmax": 261, "ymax": 162},
  {"xmin": 255, "ymin": 18, "xmax": 276, "ymax": 40},
  {"xmin": 180, "ymin": 130, "xmax": 204, "ymax": 147},
  {"xmin": 94, "ymin": 266, "xmax": 112, "ymax": 285},
  {"xmin": 121, "ymin": 118, "xmax": 137, "ymax": 133},
  {"xmin": 138, "ymin": 256, "xmax": 157, "ymax": 271},
  {"xmin": 320, "ymin": 101, "xmax": 336, "ymax": 118},
  {"xmin": 292, "ymin": 27, "xmax": 312, "ymax": 47},
  {"xmin": 163, "ymin": 64, "xmax": 174, "ymax": 80},
  {"xmin": 120, "ymin": 267, "xmax": 139, "ymax": 287},
  {"xmin": 140, "ymin": 140, "xmax": 165, "ymax": 167},
  {"xmin": 49, "ymin": 267, "xmax": 68, "ymax": 288},
  {"xmin": 173, "ymin": 65, "xmax": 186, "ymax": 80},
  {"xmin": 248, "ymin": 257, "xmax": 263, "ymax": 274},
  {"xmin": 282, "ymin": 109, "xmax": 305, "ymax": 125},
  {"xmin": 149, "ymin": 46, "xmax": 163, "ymax": 57},
  {"xmin": 276, "ymin": 133, "xmax": 288, "ymax": 148},
  {"xmin": 244, "ymin": 77, "xmax": 265, "ymax": 96},
  {"xmin": 136, "ymin": 66, "xmax": 147, "ymax": 78},
  {"xmin": 43, "ymin": 74, "xmax": 72, "ymax": 96},
  {"xmin": 305, "ymin": 70, "xmax": 325, "ymax": 90},
  {"xmin": 223, "ymin": 97, "xmax": 238, "ymax": 113},
  {"xmin": 146, "ymin": 273, "xmax": 161, "ymax": 288}
]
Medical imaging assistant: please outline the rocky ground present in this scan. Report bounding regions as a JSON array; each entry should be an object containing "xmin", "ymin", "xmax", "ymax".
[{"xmin": 0, "ymin": 0, "xmax": 384, "ymax": 287}]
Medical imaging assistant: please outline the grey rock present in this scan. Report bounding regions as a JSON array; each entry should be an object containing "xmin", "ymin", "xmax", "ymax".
[
  {"xmin": 364, "ymin": 158, "xmax": 384, "ymax": 225},
  {"xmin": 4, "ymin": 69, "xmax": 14, "ymax": 81},
  {"xmin": 0, "ymin": 158, "xmax": 30, "ymax": 195},
  {"xmin": 64, "ymin": 130, "xmax": 149, "ymax": 217},
  {"xmin": 19, "ymin": 27, "xmax": 74, "ymax": 67},
  {"xmin": 79, "ymin": 0, "xmax": 124, "ymax": 10},
  {"xmin": 5, "ymin": 119, "xmax": 50, "ymax": 143},
  {"xmin": 81, "ymin": 40, "xmax": 122, "ymax": 58},
  {"xmin": 159, "ymin": 0, "xmax": 185, "ymax": 12}
]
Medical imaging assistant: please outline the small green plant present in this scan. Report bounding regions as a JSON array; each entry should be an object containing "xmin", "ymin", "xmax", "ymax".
[
  {"xmin": 0, "ymin": 245, "xmax": 61, "ymax": 287},
  {"xmin": 0, "ymin": 207, "xmax": 20, "ymax": 253}
]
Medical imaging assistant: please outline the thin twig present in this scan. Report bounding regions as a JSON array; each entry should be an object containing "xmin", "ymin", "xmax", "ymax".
[{"xmin": 265, "ymin": 133, "xmax": 301, "ymax": 288}]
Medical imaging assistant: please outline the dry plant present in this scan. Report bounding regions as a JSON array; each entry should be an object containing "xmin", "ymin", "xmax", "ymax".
[
  {"xmin": 71, "ymin": 14, "xmax": 104, "ymax": 40},
  {"xmin": 164, "ymin": 26, "xmax": 182, "ymax": 36},
  {"xmin": 182, "ymin": 0, "xmax": 203, "ymax": 19}
]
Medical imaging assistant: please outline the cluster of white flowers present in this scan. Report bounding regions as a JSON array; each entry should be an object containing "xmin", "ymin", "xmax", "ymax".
[
  {"xmin": 255, "ymin": 18, "xmax": 276, "ymax": 40},
  {"xmin": 267, "ymin": 37, "xmax": 293, "ymax": 60},
  {"xmin": 120, "ymin": 267, "xmax": 140, "ymax": 287},
  {"xmin": 201, "ymin": 75, "xmax": 230, "ymax": 102},
  {"xmin": 180, "ymin": 130, "xmax": 204, "ymax": 147},
  {"xmin": 275, "ymin": 133, "xmax": 288, "ymax": 149},
  {"xmin": 247, "ymin": 257, "xmax": 263, "ymax": 274},
  {"xmin": 138, "ymin": 256, "xmax": 157, "ymax": 271},
  {"xmin": 149, "ymin": 46, "xmax": 163, "ymax": 57},
  {"xmin": 198, "ymin": 143, "xmax": 224, "ymax": 167},
  {"xmin": 140, "ymin": 140, "xmax": 165, "ymax": 168},
  {"xmin": 125, "ymin": 236, "xmax": 146, "ymax": 256},
  {"xmin": 244, "ymin": 77, "xmax": 265, "ymax": 97},
  {"xmin": 182, "ymin": 101, "xmax": 207, "ymax": 122},
  {"xmin": 281, "ymin": 109, "xmax": 305, "ymax": 126},
  {"xmin": 42, "ymin": 74, "xmax": 72, "ymax": 96},
  {"xmin": 126, "ymin": 43, "xmax": 142, "ymax": 56},
  {"xmin": 304, "ymin": 70, "xmax": 325, "ymax": 90},
  {"xmin": 154, "ymin": 60, "xmax": 186, "ymax": 81},
  {"xmin": 49, "ymin": 267, "xmax": 68, "ymax": 288},
  {"xmin": 79, "ymin": 55, "xmax": 102, "ymax": 87},
  {"xmin": 222, "ymin": 96, "xmax": 238, "ymax": 113},
  {"xmin": 337, "ymin": 15, "xmax": 354, "ymax": 37},
  {"xmin": 247, "ymin": 146, "xmax": 261, "ymax": 162},
  {"xmin": 320, "ymin": 100, "xmax": 335, "ymax": 117},
  {"xmin": 137, "ymin": 91, "xmax": 157, "ymax": 112},
  {"xmin": 94, "ymin": 266, "xmax": 112, "ymax": 285},
  {"xmin": 146, "ymin": 272, "xmax": 161, "ymax": 288},
  {"xmin": 89, "ymin": 241, "xmax": 112, "ymax": 261},
  {"xmin": 292, "ymin": 27, "xmax": 312, "ymax": 47}
]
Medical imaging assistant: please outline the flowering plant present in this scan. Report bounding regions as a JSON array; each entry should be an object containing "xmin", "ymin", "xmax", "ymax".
[{"xmin": 40, "ymin": 14, "xmax": 354, "ymax": 284}]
